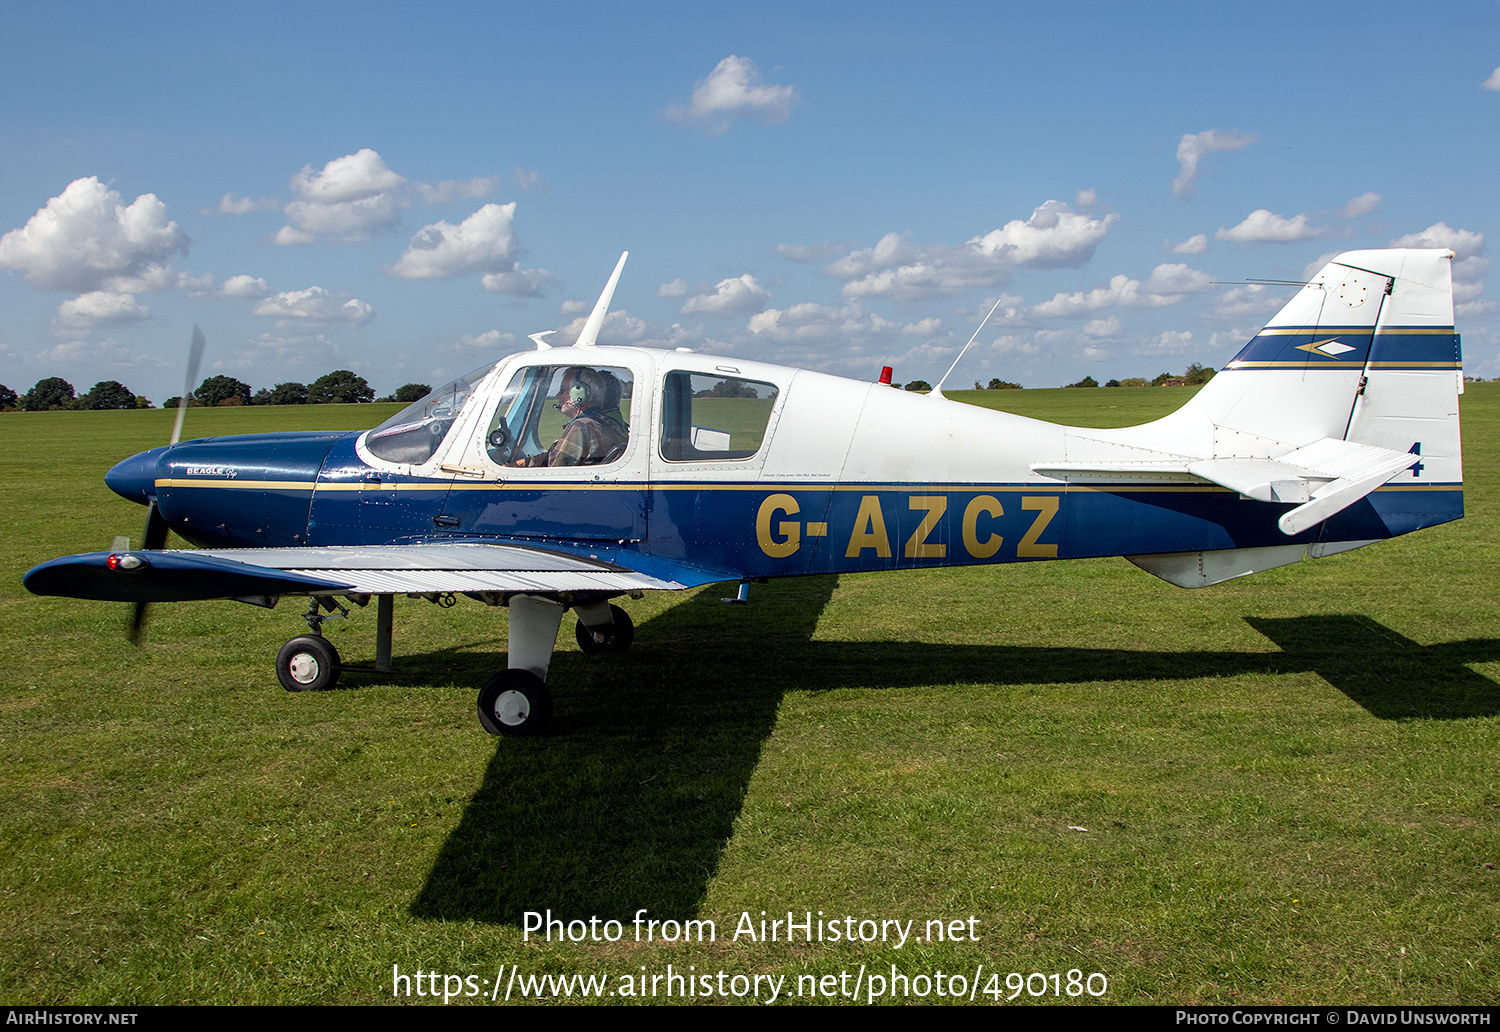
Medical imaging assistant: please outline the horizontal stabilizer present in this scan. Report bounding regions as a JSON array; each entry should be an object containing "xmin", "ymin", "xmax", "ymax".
[{"xmin": 1035, "ymin": 437, "xmax": 1416, "ymax": 535}]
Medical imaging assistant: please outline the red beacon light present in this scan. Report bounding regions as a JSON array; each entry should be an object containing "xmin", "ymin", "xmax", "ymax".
[
  {"xmin": 878, "ymin": 366, "xmax": 893, "ymax": 386},
  {"xmin": 107, "ymin": 553, "xmax": 146, "ymax": 571}
]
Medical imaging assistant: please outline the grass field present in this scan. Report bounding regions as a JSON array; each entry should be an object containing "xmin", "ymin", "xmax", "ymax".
[{"xmin": 1, "ymin": 386, "xmax": 1496, "ymax": 1005}]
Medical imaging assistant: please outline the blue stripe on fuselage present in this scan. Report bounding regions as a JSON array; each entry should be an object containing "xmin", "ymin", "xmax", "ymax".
[{"xmin": 309, "ymin": 480, "xmax": 1461, "ymax": 579}]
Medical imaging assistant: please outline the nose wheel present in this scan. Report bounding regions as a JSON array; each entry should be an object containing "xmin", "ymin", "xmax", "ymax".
[
  {"xmin": 574, "ymin": 603, "xmax": 634, "ymax": 654},
  {"xmin": 478, "ymin": 670, "xmax": 553, "ymax": 736},
  {"xmin": 277, "ymin": 634, "xmax": 341, "ymax": 692}
]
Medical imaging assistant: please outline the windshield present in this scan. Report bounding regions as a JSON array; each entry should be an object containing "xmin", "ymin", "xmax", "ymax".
[{"xmin": 362, "ymin": 362, "xmax": 497, "ymax": 464}]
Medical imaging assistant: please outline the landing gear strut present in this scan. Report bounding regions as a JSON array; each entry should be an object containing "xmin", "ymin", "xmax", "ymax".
[
  {"xmin": 276, "ymin": 590, "xmax": 629, "ymax": 735},
  {"xmin": 479, "ymin": 594, "xmax": 567, "ymax": 737}
]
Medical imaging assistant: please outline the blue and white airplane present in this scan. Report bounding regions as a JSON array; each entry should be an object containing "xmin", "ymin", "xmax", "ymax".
[{"xmin": 25, "ymin": 248, "xmax": 1463, "ymax": 736}]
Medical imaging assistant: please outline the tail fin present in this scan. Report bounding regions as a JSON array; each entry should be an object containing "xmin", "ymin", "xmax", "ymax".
[
  {"xmin": 1041, "ymin": 249, "xmax": 1463, "ymax": 586},
  {"xmin": 1182, "ymin": 248, "xmax": 1461, "ymax": 469}
]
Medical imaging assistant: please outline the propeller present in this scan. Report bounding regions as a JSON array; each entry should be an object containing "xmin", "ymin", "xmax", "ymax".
[{"xmin": 127, "ymin": 326, "xmax": 206, "ymax": 643}]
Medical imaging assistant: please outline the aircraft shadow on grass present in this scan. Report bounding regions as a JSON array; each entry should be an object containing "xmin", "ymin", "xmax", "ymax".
[{"xmin": 406, "ymin": 581, "xmax": 1500, "ymax": 925}]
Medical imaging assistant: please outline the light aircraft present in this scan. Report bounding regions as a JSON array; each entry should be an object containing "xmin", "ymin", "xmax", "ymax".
[{"xmin": 24, "ymin": 248, "xmax": 1463, "ymax": 736}]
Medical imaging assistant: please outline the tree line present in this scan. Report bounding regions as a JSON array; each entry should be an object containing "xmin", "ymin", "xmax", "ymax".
[
  {"xmin": 0, "ymin": 372, "xmax": 434, "ymax": 412},
  {"xmin": 893, "ymin": 365, "xmax": 1215, "ymax": 393},
  {"xmin": 1, "ymin": 362, "xmax": 1222, "ymax": 411},
  {"xmin": 1063, "ymin": 363, "xmax": 1216, "ymax": 389}
]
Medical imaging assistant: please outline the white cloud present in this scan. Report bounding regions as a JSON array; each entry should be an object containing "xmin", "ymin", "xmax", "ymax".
[
  {"xmin": 1216, "ymin": 209, "xmax": 1325, "ymax": 244},
  {"xmin": 481, "ymin": 269, "xmax": 557, "ymax": 296},
  {"xmin": 665, "ymin": 55, "xmax": 799, "ymax": 135},
  {"xmin": 389, "ymin": 202, "xmax": 519, "ymax": 280},
  {"xmin": 1483, "ymin": 67, "xmax": 1500, "ymax": 91},
  {"xmin": 273, "ymin": 225, "xmax": 316, "ymax": 246},
  {"xmin": 210, "ymin": 194, "xmax": 278, "ymax": 216},
  {"xmin": 0, "ymin": 177, "xmax": 189, "ymax": 293},
  {"xmin": 1457, "ymin": 300, "xmax": 1496, "ymax": 318},
  {"xmin": 990, "ymin": 334, "xmax": 1040, "ymax": 356},
  {"xmin": 1084, "ymin": 316, "xmax": 1121, "ymax": 338},
  {"xmin": 278, "ymin": 149, "xmax": 407, "ymax": 243},
  {"xmin": 1207, "ymin": 283, "xmax": 1290, "ymax": 320},
  {"xmin": 830, "ymin": 201, "xmax": 1117, "ymax": 300},
  {"xmin": 1144, "ymin": 263, "xmax": 1214, "ymax": 295},
  {"xmin": 1390, "ymin": 222, "xmax": 1484, "ymax": 260},
  {"xmin": 33, "ymin": 335, "xmax": 171, "ymax": 371},
  {"xmin": 182, "ymin": 273, "xmax": 270, "ymax": 299},
  {"xmin": 415, "ymin": 176, "xmax": 499, "ymax": 205},
  {"xmin": 559, "ymin": 299, "xmax": 590, "ymax": 316},
  {"xmin": 1134, "ymin": 330, "xmax": 1197, "ymax": 356},
  {"xmin": 748, "ymin": 301, "xmax": 918, "ymax": 344},
  {"xmin": 1075, "ymin": 188, "xmax": 1097, "ymax": 207},
  {"xmin": 216, "ymin": 331, "xmax": 342, "ymax": 370},
  {"xmin": 1168, "ymin": 234, "xmax": 1209, "ymax": 255},
  {"xmin": 448, "ymin": 329, "xmax": 520, "ymax": 355},
  {"xmin": 220, "ymin": 274, "xmax": 270, "ymax": 299},
  {"xmin": 1030, "ymin": 263, "xmax": 1213, "ymax": 318},
  {"xmin": 776, "ymin": 241, "xmax": 850, "ymax": 263},
  {"xmin": 55, "ymin": 291, "xmax": 150, "ymax": 329},
  {"xmin": 556, "ymin": 309, "xmax": 707, "ymax": 350},
  {"xmin": 253, "ymin": 286, "xmax": 373, "ymax": 327},
  {"xmin": 385, "ymin": 202, "xmax": 555, "ymax": 296},
  {"xmin": 513, "ymin": 168, "xmax": 546, "ymax": 192},
  {"xmin": 1390, "ymin": 223, "xmax": 1488, "ymax": 308},
  {"xmin": 1173, "ymin": 130, "xmax": 1257, "ymax": 198},
  {"xmin": 680, "ymin": 274, "xmax": 771, "ymax": 315},
  {"xmin": 656, "ymin": 278, "xmax": 689, "ymax": 298},
  {"xmin": 1337, "ymin": 192, "xmax": 1381, "ymax": 218},
  {"xmin": 825, "ymin": 232, "xmax": 915, "ymax": 281}
]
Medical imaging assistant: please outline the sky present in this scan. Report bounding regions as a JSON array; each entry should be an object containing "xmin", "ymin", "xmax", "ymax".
[{"xmin": 1, "ymin": 1, "xmax": 1497, "ymax": 402}]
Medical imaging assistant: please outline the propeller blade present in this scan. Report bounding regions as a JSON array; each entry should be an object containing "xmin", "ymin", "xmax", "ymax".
[
  {"xmin": 141, "ymin": 499, "xmax": 168, "ymax": 551},
  {"xmin": 126, "ymin": 601, "xmax": 149, "ymax": 645},
  {"xmin": 125, "ymin": 501, "xmax": 169, "ymax": 644},
  {"xmin": 169, "ymin": 325, "xmax": 207, "ymax": 446}
]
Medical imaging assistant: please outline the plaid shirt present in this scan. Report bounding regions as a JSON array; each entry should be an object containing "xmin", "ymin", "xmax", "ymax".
[{"xmin": 545, "ymin": 407, "xmax": 630, "ymax": 466}]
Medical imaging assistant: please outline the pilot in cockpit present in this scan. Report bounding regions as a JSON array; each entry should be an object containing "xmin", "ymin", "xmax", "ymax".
[{"xmin": 512, "ymin": 366, "xmax": 630, "ymax": 467}]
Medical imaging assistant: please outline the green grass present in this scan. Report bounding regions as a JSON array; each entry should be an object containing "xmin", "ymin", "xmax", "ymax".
[{"xmin": 0, "ymin": 389, "xmax": 1496, "ymax": 1005}]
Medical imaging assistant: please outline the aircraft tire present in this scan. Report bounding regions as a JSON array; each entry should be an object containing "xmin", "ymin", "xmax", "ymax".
[
  {"xmin": 574, "ymin": 604, "xmax": 634, "ymax": 654},
  {"xmin": 478, "ymin": 670, "xmax": 552, "ymax": 736},
  {"xmin": 277, "ymin": 634, "xmax": 341, "ymax": 692}
]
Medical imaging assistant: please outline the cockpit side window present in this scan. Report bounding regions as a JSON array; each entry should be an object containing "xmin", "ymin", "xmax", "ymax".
[
  {"xmin": 363, "ymin": 362, "xmax": 496, "ymax": 465},
  {"xmin": 660, "ymin": 372, "xmax": 779, "ymax": 461},
  {"xmin": 482, "ymin": 365, "xmax": 633, "ymax": 468}
]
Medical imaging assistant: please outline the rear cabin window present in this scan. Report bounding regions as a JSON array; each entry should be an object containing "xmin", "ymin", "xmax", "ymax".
[{"xmin": 660, "ymin": 372, "xmax": 778, "ymax": 462}]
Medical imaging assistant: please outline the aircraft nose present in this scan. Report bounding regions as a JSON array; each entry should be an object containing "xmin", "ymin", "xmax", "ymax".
[{"xmin": 105, "ymin": 446, "xmax": 167, "ymax": 506}]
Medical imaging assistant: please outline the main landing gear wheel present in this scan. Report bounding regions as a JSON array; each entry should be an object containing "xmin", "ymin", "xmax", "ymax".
[
  {"xmin": 574, "ymin": 604, "xmax": 634, "ymax": 654},
  {"xmin": 478, "ymin": 670, "xmax": 553, "ymax": 736},
  {"xmin": 276, "ymin": 635, "xmax": 341, "ymax": 692}
]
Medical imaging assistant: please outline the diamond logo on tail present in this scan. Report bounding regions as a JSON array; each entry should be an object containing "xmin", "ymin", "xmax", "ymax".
[{"xmin": 1294, "ymin": 338, "xmax": 1358, "ymax": 358}]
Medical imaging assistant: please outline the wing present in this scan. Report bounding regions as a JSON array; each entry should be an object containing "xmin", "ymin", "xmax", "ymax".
[{"xmin": 24, "ymin": 542, "xmax": 720, "ymax": 604}]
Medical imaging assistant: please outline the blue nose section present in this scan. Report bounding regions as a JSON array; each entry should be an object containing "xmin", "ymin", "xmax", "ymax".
[{"xmin": 105, "ymin": 446, "xmax": 167, "ymax": 506}]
